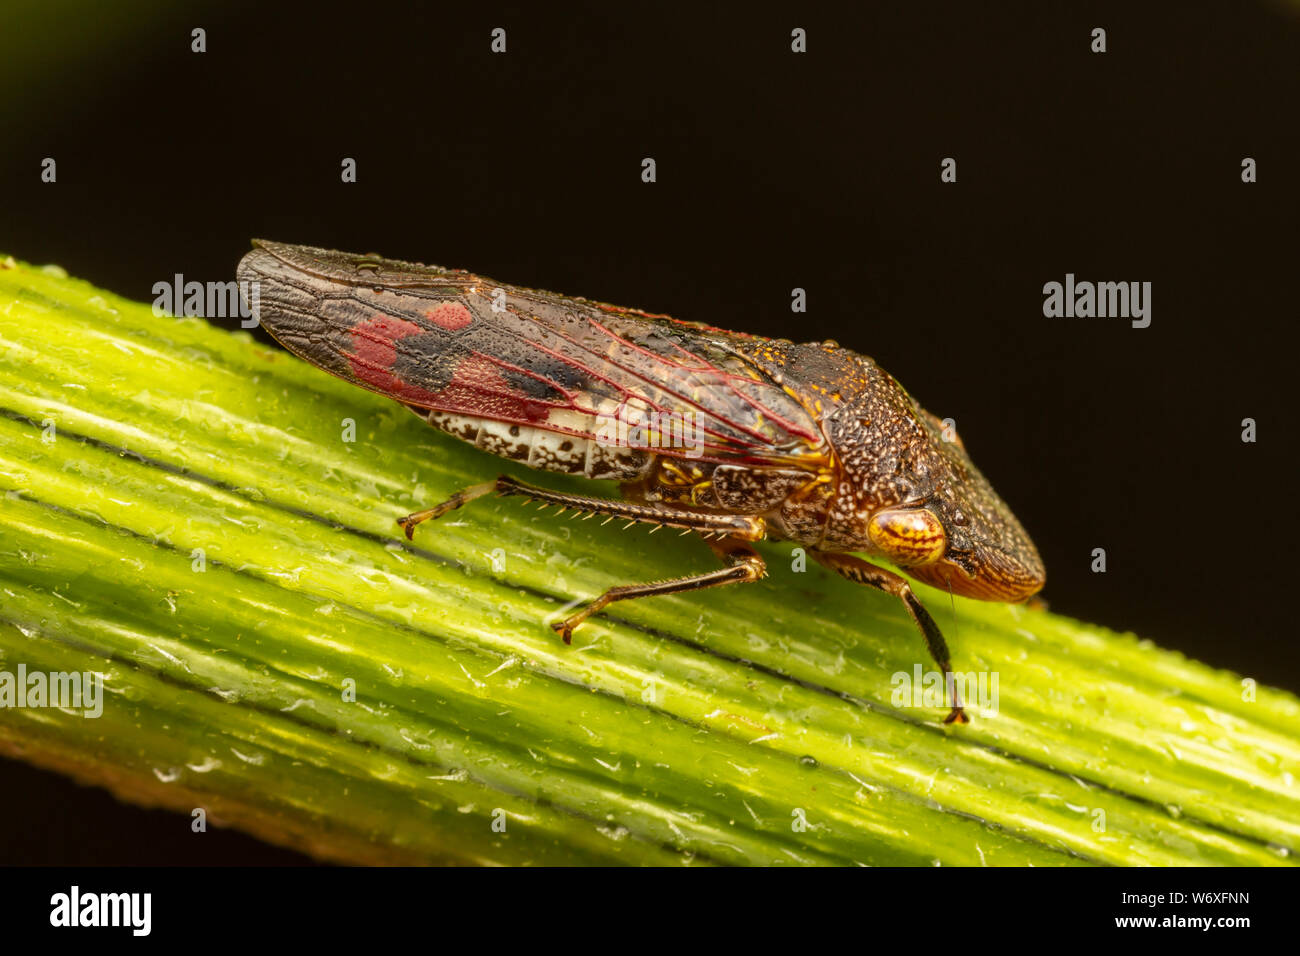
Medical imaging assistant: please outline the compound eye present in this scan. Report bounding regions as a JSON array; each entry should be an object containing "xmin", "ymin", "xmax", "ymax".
[{"xmin": 867, "ymin": 508, "xmax": 947, "ymax": 566}]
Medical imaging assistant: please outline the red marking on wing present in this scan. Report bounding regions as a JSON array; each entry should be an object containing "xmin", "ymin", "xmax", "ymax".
[
  {"xmin": 426, "ymin": 302, "xmax": 472, "ymax": 331},
  {"xmin": 342, "ymin": 313, "xmax": 553, "ymax": 424},
  {"xmin": 436, "ymin": 355, "xmax": 551, "ymax": 423},
  {"xmin": 345, "ymin": 314, "xmax": 442, "ymax": 404}
]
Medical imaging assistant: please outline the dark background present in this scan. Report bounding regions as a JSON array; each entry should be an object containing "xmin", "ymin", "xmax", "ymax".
[{"xmin": 1, "ymin": 1, "xmax": 1297, "ymax": 864}]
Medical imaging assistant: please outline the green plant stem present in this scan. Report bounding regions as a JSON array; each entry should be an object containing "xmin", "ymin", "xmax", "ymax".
[{"xmin": 0, "ymin": 255, "xmax": 1296, "ymax": 866}]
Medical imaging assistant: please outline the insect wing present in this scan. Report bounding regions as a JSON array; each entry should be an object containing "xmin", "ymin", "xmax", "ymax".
[{"xmin": 239, "ymin": 241, "xmax": 828, "ymax": 467}]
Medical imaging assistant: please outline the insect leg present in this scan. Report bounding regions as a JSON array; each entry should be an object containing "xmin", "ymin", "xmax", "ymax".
[
  {"xmin": 396, "ymin": 481, "xmax": 500, "ymax": 539},
  {"xmin": 399, "ymin": 474, "xmax": 766, "ymax": 541},
  {"xmin": 811, "ymin": 552, "xmax": 969, "ymax": 725},
  {"xmin": 551, "ymin": 537, "xmax": 767, "ymax": 642},
  {"xmin": 496, "ymin": 476, "xmax": 767, "ymax": 538}
]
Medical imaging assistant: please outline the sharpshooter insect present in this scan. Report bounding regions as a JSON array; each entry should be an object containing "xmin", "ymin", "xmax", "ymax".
[{"xmin": 237, "ymin": 240, "xmax": 1045, "ymax": 724}]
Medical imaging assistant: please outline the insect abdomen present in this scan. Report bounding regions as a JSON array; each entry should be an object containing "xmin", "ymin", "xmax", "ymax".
[{"xmin": 421, "ymin": 410, "xmax": 653, "ymax": 481}]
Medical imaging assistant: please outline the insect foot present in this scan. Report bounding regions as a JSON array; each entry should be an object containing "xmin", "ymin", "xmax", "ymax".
[
  {"xmin": 550, "ymin": 618, "xmax": 581, "ymax": 646},
  {"xmin": 397, "ymin": 481, "xmax": 499, "ymax": 539}
]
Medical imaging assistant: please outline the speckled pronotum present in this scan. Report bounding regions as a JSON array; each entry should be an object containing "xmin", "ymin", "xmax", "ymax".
[{"xmin": 237, "ymin": 241, "xmax": 1045, "ymax": 724}]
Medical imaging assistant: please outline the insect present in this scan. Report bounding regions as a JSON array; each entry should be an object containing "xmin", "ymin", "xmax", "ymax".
[{"xmin": 237, "ymin": 240, "xmax": 1045, "ymax": 724}]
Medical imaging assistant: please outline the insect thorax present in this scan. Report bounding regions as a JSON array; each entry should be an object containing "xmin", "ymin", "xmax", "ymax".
[{"xmin": 621, "ymin": 458, "xmax": 832, "ymax": 546}]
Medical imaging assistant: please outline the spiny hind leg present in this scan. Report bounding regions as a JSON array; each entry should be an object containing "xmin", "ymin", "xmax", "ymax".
[
  {"xmin": 811, "ymin": 551, "xmax": 968, "ymax": 725},
  {"xmin": 398, "ymin": 474, "xmax": 766, "ymax": 541},
  {"xmin": 551, "ymin": 536, "xmax": 767, "ymax": 643}
]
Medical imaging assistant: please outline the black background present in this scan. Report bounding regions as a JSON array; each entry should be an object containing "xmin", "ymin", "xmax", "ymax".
[{"xmin": 1, "ymin": 1, "xmax": 1297, "ymax": 865}]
